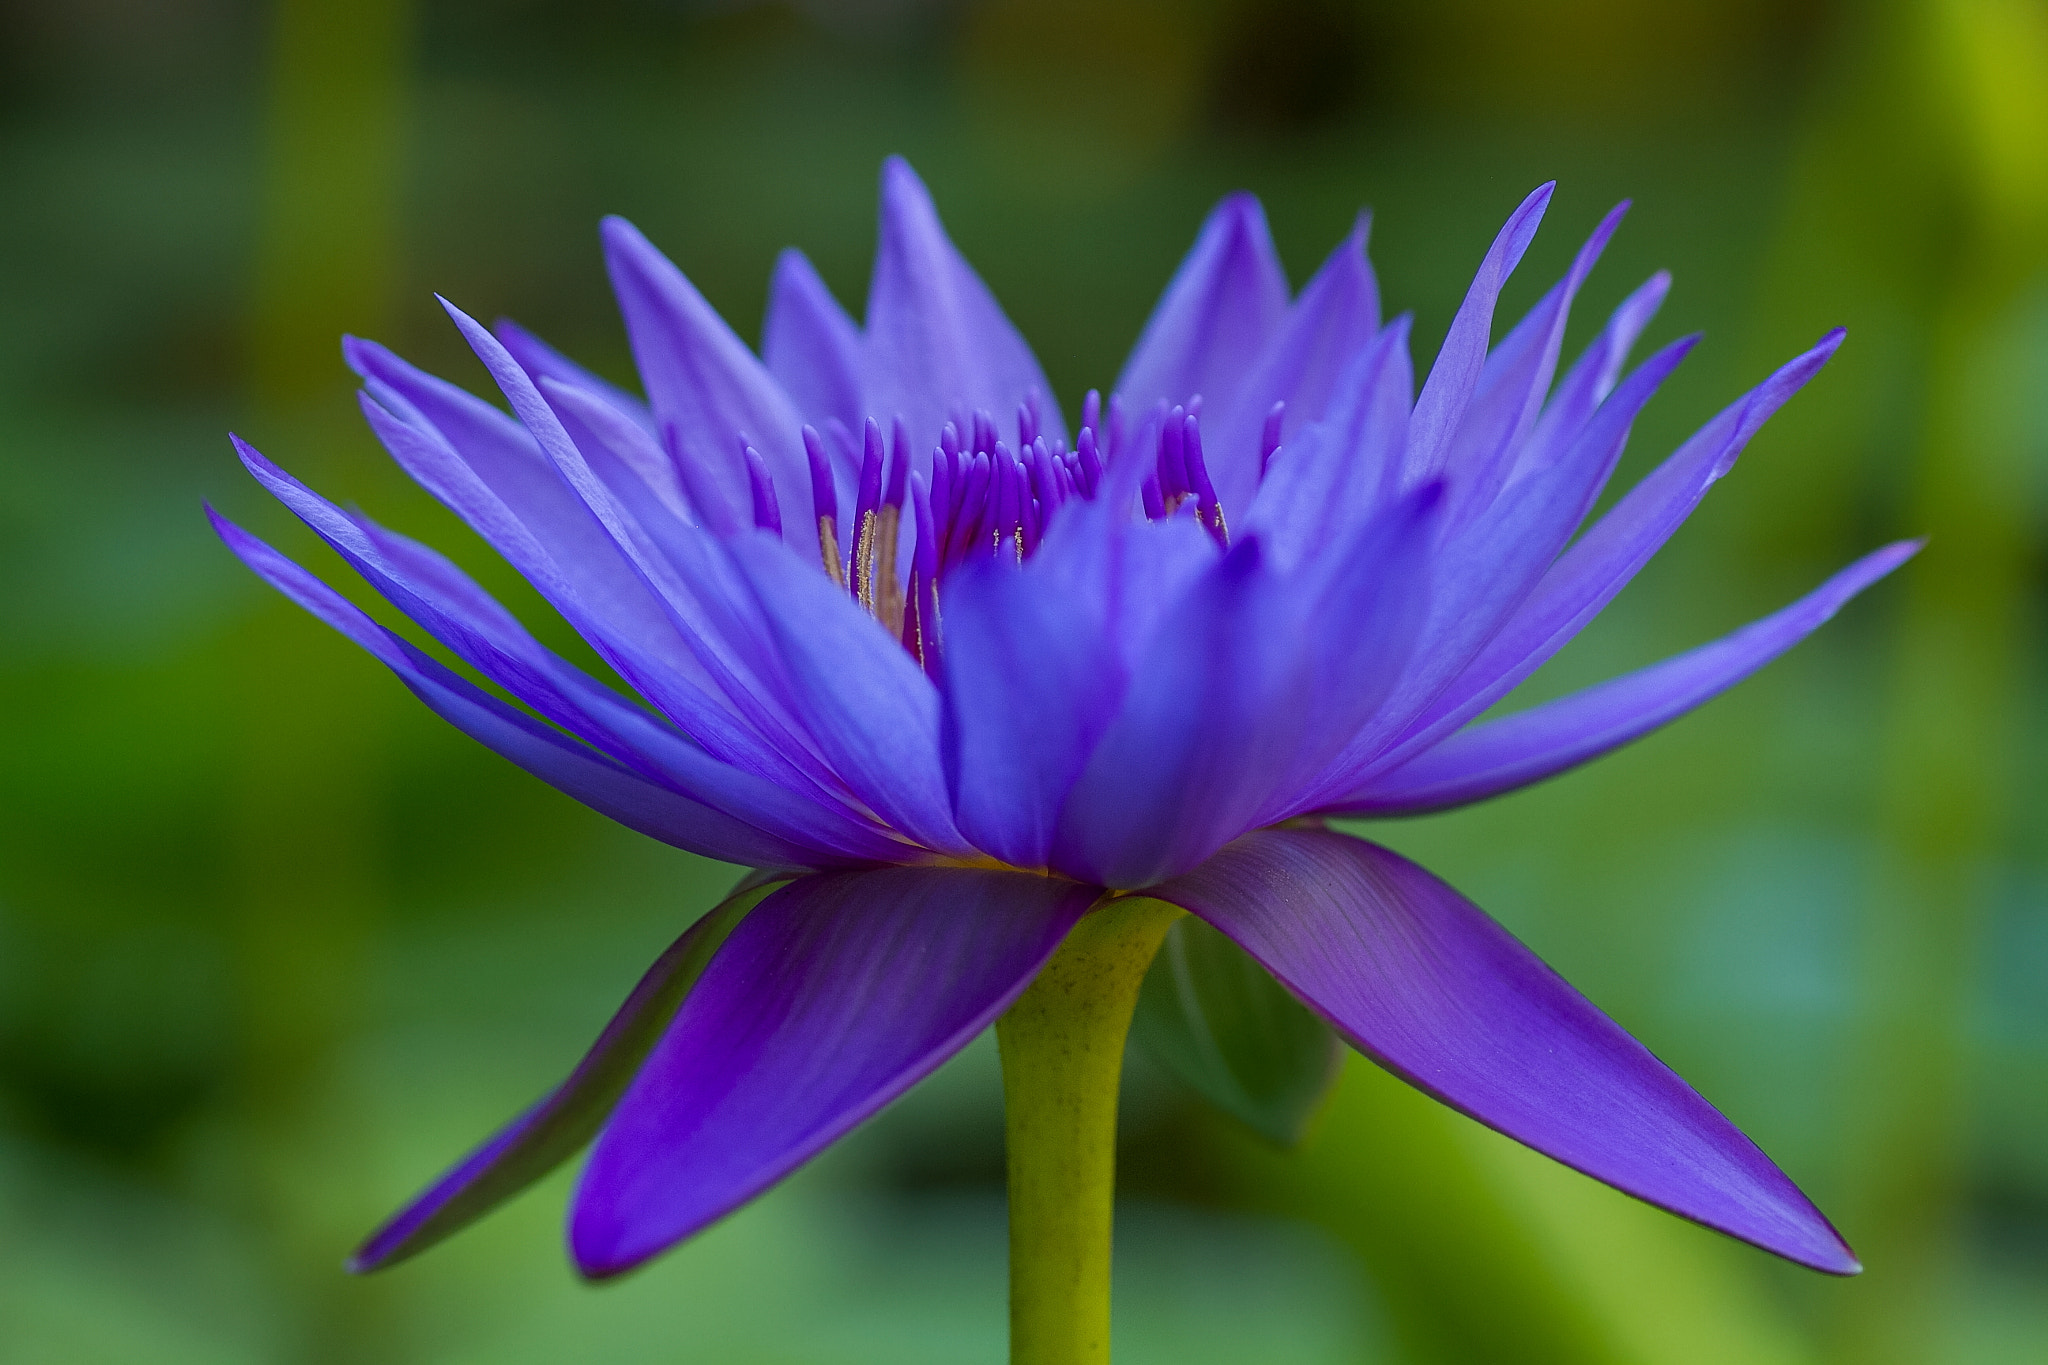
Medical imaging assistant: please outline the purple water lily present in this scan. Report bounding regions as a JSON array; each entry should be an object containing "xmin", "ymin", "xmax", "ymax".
[{"xmin": 213, "ymin": 158, "xmax": 1909, "ymax": 1284}]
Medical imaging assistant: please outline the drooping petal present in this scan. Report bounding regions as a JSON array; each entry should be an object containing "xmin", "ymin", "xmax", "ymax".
[
  {"xmin": 1402, "ymin": 183, "xmax": 1553, "ymax": 488},
  {"xmin": 571, "ymin": 865, "xmax": 1101, "ymax": 1277},
  {"xmin": 601, "ymin": 216, "xmax": 813, "ymax": 542},
  {"xmin": 864, "ymin": 157, "xmax": 1063, "ymax": 454},
  {"xmin": 762, "ymin": 247, "xmax": 865, "ymax": 432},
  {"xmin": 1332, "ymin": 540, "xmax": 1920, "ymax": 815},
  {"xmin": 349, "ymin": 875, "xmax": 780, "ymax": 1272},
  {"xmin": 1115, "ymin": 190, "xmax": 1288, "ymax": 432},
  {"xmin": 1368, "ymin": 329, "xmax": 1847, "ymax": 777},
  {"xmin": 1153, "ymin": 828, "xmax": 1860, "ymax": 1274},
  {"xmin": 209, "ymin": 510, "xmax": 828, "ymax": 870}
]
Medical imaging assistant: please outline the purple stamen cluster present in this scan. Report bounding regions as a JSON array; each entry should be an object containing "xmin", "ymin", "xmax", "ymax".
[{"xmin": 785, "ymin": 386, "xmax": 1237, "ymax": 673}]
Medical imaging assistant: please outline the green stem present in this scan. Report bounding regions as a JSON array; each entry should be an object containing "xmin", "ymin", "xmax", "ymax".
[{"xmin": 997, "ymin": 895, "xmax": 1183, "ymax": 1365}]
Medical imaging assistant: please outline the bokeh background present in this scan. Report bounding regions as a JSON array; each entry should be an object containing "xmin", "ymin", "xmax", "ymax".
[{"xmin": 2, "ymin": 0, "xmax": 2045, "ymax": 1360}]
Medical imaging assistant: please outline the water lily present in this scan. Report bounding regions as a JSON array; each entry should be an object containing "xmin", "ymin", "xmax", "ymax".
[{"xmin": 212, "ymin": 158, "xmax": 1907, "ymax": 1355}]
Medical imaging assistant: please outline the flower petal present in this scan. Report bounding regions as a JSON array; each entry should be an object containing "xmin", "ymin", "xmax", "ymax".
[
  {"xmin": 864, "ymin": 157, "xmax": 1063, "ymax": 453},
  {"xmin": 209, "ymin": 510, "xmax": 826, "ymax": 869},
  {"xmin": 1115, "ymin": 190, "xmax": 1288, "ymax": 431},
  {"xmin": 1514, "ymin": 269, "xmax": 1671, "ymax": 484},
  {"xmin": 1054, "ymin": 487, "xmax": 1440, "ymax": 888},
  {"xmin": 349, "ymin": 875, "xmax": 780, "ymax": 1272},
  {"xmin": 763, "ymin": 247, "xmax": 866, "ymax": 432},
  {"xmin": 601, "ymin": 215, "xmax": 813, "ymax": 541},
  {"xmin": 1403, "ymin": 183, "xmax": 1553, "ymax": 487},
  {"xmin": 939, "ymin": 551, "xmax": 1121, "ymax": 869},
  {"xmin": 493, "ymin": 315, "xmax": 657, "ymax": 436},
  {"xmin": 725, "ymin": 531, "xmax": 969, "ymax": 855},
  {"xmin": 1153, "ymin": 828, "xmax": 1860, "ymax": 1274},
  {"xmin": 1440, "ymin": 200, "xmax": 1627, "ymax": 519},
  {"xmin": 1374, "ymin": 328, "xmax": 1848, "ymax": 774},
  {"xmin": 570, "ymin": 865, "xmax": 1100, "ymax": 1277},
  {"xmin": 1333, "ymin": 540, "xmax": 1919, "ymax": 814}
]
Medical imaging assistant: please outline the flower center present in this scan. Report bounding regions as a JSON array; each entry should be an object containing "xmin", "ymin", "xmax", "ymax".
[{"xmin": 745, "ymin": 390, "xmax": 1286, "ymax": 673}]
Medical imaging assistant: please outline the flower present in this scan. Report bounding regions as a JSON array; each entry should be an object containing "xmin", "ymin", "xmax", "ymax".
[{"xmin": 211, "ymin": 158, "xmax": 1909, "ymax": 1282}]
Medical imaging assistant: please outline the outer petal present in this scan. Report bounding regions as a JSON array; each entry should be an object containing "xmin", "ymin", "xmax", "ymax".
[
  {"xmin": 864, "ymin": 157, "xmax": 1064, "ymax": 454},
  {"xmin": 209, "ymin": 511, "xmax": 825, "ymax": 870},
  {"xmin": 1333, "ymin": 540, "xmax": 1920, "ymax": 815},
  {"xmin": 1153, "ymin": 828, "xmax": 1860, "ymax": 1274},
  {"xmin": 762, "ymin": 247, "xmax": 865, "ymax": 432},
  {"xmin": 571, "ymin": 865, "xmax": 1101, "ymax": 1277},
  {"xmin": 1368, "ymin": 329, "xmax": 1848, "ymax": 779},
  {"xmin": 1403, "ymin": 183, "xmax": 1553, "ymax": 487},
  {"xmin": 1513, "ymin": 270, "xmax": 1671, "ymax": 484},
  {"xmin": 349, "ymin": 876, "xmax": 779, "ymax": 1272},
  {"xmin": 1114, "ymin": 190, "xmax": 1288, "ymax": 432},
  {"xmin": 601, "ymin": 216, "xmax": 813, "ymax": 541}
]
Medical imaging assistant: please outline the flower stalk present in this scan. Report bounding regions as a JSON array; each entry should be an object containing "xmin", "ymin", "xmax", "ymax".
[{"xmin": 997, "ymin": 895, "xmax": 1183, "ymax": 1365}]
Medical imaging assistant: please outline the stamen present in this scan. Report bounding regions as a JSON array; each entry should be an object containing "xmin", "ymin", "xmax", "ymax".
[
  {"xmin": 907, "ymin": 472, "xmax": 942, "ymax": 675},
  {"xmin": 801, "ymin": 424, "xmax": 844, "ymax": 587},
  {"xmin": 1080, "ymin": 388, "xmax": 1101, "ymax": 443},
  {"xmin": 1074, "ymin": 425, "xmax": 1102, "ymax": 496},
  {"xmin": 1156, "ymin": 404, "xmax": 1189, "ymax": 513},
  {"xmin": 1182, "ymin": 414, "xmax": 1228, "ymax": 548},
  {"xmin": 1260, "ymin": 400, "xmax": 1285, "ymax": 477},
  {"xmin": 743, "ymin": 445, "xmax": 781, "ymax": 536},
  {"xmin": 853, "ymin": 419, "xmax": 885, "ymax": 612},
  {"xmin": 1017, "ymin": 399, "xmax": 1038, "ymax": 450},
  {"xmin": 1141, "ymin": 472, "xmax": 1165, "ymax": 521},
  {"xmin": 875, "ymin": 416, "xmax": 910, "ymax": 631}
]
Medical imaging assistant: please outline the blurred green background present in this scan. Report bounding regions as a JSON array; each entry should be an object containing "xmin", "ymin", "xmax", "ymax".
[{"xmin": 2, "ymin": 0, "xmax": 2045, "ymax": 1360}]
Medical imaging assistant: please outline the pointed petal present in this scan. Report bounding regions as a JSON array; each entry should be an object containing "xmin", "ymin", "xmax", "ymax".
[
  {"xmin": 1377, "ymin": 329, "xmax": 1848, "ymax": 770},
  {"xmin": 1335, "ymin": 540, "xmax": 1919, "ymax": 814},
  {"xmin": 1153, "ymin": 828, "xmax": 1860, "ymax": 1274},
  {"xmin": 1206, "ymin": 212, "xmax": 1382, "ymax": 514},
  {"xmin": 763, "ymin": 247, "xmax": 865, "ymax": 431},
  {"xmin": 864, "ymin": 157, "xmax": 1063, "ymax": 453},
  {"xmin": 493, "ymin": 316, "xmax": 657, "ymax": 436},
  {"xmin": 571, "ymin": 865, "xmax": 1100, "ymax": 1277},
  {"xmin": 1115, "ymin": 190, "xmax": 1288, "ymax": 426},
  {"xmin": 1403, "ymin": 184, "xmax": 1553, "ymax": 486},
  {"xmin": 601, "ymin": 216, "xmax": 813, "ymax": 541},
  {"xmin": 209, "ymin": 510, "xmax": 825, "ymax": 870},
  {"xmin": 349, "ymin": 875, "xmax": 779, "ymax": 1272},
  {"xmin": 1440, "ymin": 201, "xmax": 1628, "ymax": 518},
  {"xmin": 1515, "ymin": 270, "xmax": 1671, "ymax": 484},
  {"xmin": 1243, "ymin": 314, "xmax": 1414, "ymax": 566}
]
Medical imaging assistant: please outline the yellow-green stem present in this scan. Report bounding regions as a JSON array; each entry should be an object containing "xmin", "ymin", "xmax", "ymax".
[{"xmin": 997, "ymin": 896, "xmax": 1183, "ymax": 1365}]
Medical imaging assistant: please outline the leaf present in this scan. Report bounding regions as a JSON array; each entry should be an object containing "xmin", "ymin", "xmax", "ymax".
[{"xmin": 1131, "ymin": 912, "xmax": 1340, "ymax": 1146}]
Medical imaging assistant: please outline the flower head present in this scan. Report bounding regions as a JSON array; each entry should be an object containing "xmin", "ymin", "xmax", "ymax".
[{"xmin": 213, "ymin": 158, "xmax": 1908, "ymax": 1280}]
